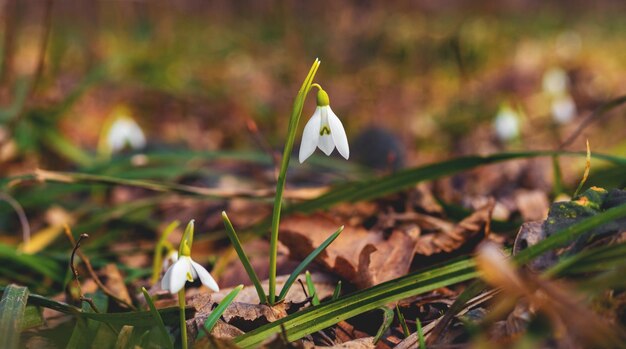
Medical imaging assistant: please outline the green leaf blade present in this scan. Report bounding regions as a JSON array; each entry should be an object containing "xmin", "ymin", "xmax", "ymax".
[
  {"xmin": 222, "ymin": 212, "xmax": 267, "ymax": 304},
  {"xmin": 0, "ymin": 284, "xmax": 29, "ymax": 349},
  {"xmin": 277, "ymin": 226, "xmax": 343, "ymax": 301},
  {"xmin": 200, "ymin": 285, "xmax": 244, "ymax": 338}
]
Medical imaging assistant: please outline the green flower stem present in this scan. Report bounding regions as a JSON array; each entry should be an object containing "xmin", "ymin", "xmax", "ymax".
[
  {"xmin": 268, "ymin": 58, "xmax": 320, "ymax": 305},
  {"xmin": 178, "ymin": 289, "xmax": 188, "ymax": 349},
  {"xmin": 151, "ymin": 220, "xmax": 180, "ymax": 285}
]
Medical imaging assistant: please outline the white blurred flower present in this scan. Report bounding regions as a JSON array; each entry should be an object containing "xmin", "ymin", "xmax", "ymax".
[
  {"xmin": 161, "ymin": 255, "xmax": 219, "ymax": 294},
  {"xmin": 551, "ymin": 94, "xmax": 577, "ymax": 124},
  {"xmin": 494, "ymin": 105, "xmax": 520, "ymax": 141},
  {"xmin": 106, "ymin": 116, "xmax": 146, "ymax": 153},
  {"xmin": 299, "ymin": 88, "xmax": 349, "ymax": 163},
  {"xmin": 542, "ymin": 67, "xmax": 569, "ymax": 96}
]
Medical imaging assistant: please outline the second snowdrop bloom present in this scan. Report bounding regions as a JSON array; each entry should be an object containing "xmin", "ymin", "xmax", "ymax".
[
  {"xmin": 494, "ymin": 104, "xmax": 521, "ymax": 142},
  {"xmin": 160, "ymin": 220, "xmax": 219, "ymax": 294},
  {"xmin": 161, "ymin": 252, "xmax": 219, "ymax": 294},
  {"xmin": 106, "ymin": 116, "xmax": 146, "ymax": 153},
  {"xmin": 299, "ymin": 88, "xmax": 349, "ymax": 163}
]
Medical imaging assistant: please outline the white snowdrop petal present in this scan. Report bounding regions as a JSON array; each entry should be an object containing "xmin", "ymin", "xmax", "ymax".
[
  {"xmin": 106, "ymin": 118, "xmax": 146, "ymax": 153},
  {"xmin": 169, "ymin": 257, "xmax": 192, "ymax": 294},
  {"xmin": 317, "ymin": 135, "xmax": 335, "ymax": 155},
  {"xmin": 299, "ymin": 108, "xmax": 322, "ymax": 163},
  {"xmin": 161, "ymin": 265, "xmax": 174, "ymax": 292},
  {"xmin": 191, "ymin": 261, "xmax": 220, "ymax": 292},
  {"xmin": 327, "ymin": 107, "xmax": 349, "ymax": 159},
  {"xmin": 128, "ymin": 123, "xmax": 147, "ymax": 149}
]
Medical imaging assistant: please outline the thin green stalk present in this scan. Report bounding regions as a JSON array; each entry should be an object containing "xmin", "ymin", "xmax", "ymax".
[
  {"xmin": 178, "ymin": 289, "xmax": 187, "ymax": 349},
  {"xmin": 416, "ymin": 317, "xmax": 426, "ymax": 349},
  {"xmin": 151, "ymin": 220, "xmax": 180, "ymax": 285},
  {"xmin": 374, "ymin": 307, "xmax": 394, "ymax": 344},
  {"xmin": 396, "ymin": 305, "xmax": 410, "ymax": 337},
  {"xmin": 268, "ymin": 58, "xmax": 320, "ymax": 304},
  {"xmin": 305, "ymin": 271, "xmax": 319, "ymax": 306},
  {"xmin": 332, "ymin": 281, "xmax": 342, "ymax": 300},
  {"xmin": 551, "ymin": 155, "xmax": 563, "ymax": 197}
]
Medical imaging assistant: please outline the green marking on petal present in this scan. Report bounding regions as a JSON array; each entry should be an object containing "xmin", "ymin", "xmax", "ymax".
[
  {"xmin": 186, "ymin": 272, "xmax": 193, "ymax": 282},
  {"xmin": 320, "ymin": 126, "xmax": 331, "ymax": 136}
]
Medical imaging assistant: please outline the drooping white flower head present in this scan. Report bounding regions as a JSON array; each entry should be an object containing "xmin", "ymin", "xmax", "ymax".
[
  {"xmin": 551, "ymin": 94, "xmax": 577, "ymax": 124},
  {"xmin": 161, "ymin": 255, "xmax": 219, "ymax": 294},
  {"xmin": 106, "ymin": 116, "xmax": 146, "ymax": 154},
  {"xmin": 160, "ymin": 220, "xmax": 219, "ymax": 294},
  {"xmin": 298, "ymin": 88, "xmax": 349, "ymax": 163},
  {"xmin": 493, "ymin": 104, "xmax": 520, "ymax": 141}
]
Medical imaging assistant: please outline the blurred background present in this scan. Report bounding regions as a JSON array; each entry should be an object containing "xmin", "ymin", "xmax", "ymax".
[
  {"xmin": 1, "ymin": 0, "xmax": 625, "ymax": 172},
  {"xmin": 1, "ymin": 1, "xmax": 626, "ymax": 263}
]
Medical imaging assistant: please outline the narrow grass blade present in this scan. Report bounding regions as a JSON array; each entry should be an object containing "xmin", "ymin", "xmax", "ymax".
[
  {"xmin": 141, "ymin": 288, "xmax": 173, "ymax": 349},
  {"xmin": 40, "ymin": 129, "xmax": 94, "ymax": 167},
  {"xmin": 0, "ymin": 285, "xmax": 29, "ymax": 349},
  {"xmin": 277, "ymin": 226, "xmax": 343, "ymax": 301},
  {"xmin": 0, "ymin": 287, "xmax": 195, "ymax": 327},
  {"xmin": 222, "ymin": 212, "xmax": 266, "ymax": 304},
  {"xmin": 551, "ymin": 155, "xmax": 564, "ymax": 197},
  {"xmin": 416, "ymin": 317, "xmax": 426, "ymax": 349},
  {"xmin": 288, "ymin": 151, "xmax": 626, "ymax": 214},
  {"xmin": 151, "ymin": 221, "xmax": 180, "ymax": 285},
  {"xmin": 30, "ymin": 169, "xmax": 274, "ymax": 200},
  {"xmin": 235, "ymin": 257, "xmax": 477, "ymax": 348},
  {"xmin": 199, "ymin": 285, "xmax": 244, "ymax": 339},
  {"xmin": 374, "ymin": 307, "xmax": 394, "ymax": 344},
  {"xmin": 546, "ymin": 240, "xmax": 626, "ymax": 277},
  {"xmin": 0, "ymin": 243, "xmax": 63, "ymax": 282},
  {"xmin": 396, "ymin": 305, "xmax": 410, "ymax": 338},
  {"xmin": 573, "ymin": 139, "xmax": 591, "ymax": 198},
  {"xmin": 332, "ymin": 281, "xmax": 342, "ymax": 301},
  {"xmin": 305, "ymin": 271, "xmax": 319, "ymax": 306}
]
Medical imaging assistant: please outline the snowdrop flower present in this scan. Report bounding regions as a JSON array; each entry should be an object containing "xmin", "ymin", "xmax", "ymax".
[
  {"xmin": 106, "ymin": 116, "xmax": 146, "ymax": 153},
  {"xmin": 542, "ymin": 67, "xmax": 569, "ymax": 96},
  {"xmin": 493, "ymin": 104, "xmax": 520, "ymax": 141},
  {"xmin": 298, "ymin": 87, "xmax": 349, "ymax": 163},
  {"xmin": 161, "ymin": 253, "xmax": 219, "ymax": 293},
  {"xmin": 551, "ymin": 94, "xmax": 577, "ymax": 124},
  {"xmin": 161, "ymin": 230, "xmax": 219, "ymax": 293}
]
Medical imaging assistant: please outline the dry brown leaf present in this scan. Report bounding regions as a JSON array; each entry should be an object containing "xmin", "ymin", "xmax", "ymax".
[
  {"xmin": 281, "ymin": 214, "xmax": 417, "ymax": 288},
  {"xmin": 192, "ymin": 334, "xmax": 241, "ymax": 349},
  {"xmin": 189, "ymin": 273, "xmax": 337, "ymax": 335},
  {"xmin": 414, "ymin": 200, "xmax": 494, "ymax": 256},
  {"xmin": 101, "ymin": 263, "xmax": 132, "ymax": 305},
  {"xmin": 334, "ymin": 320, "xmax": 374, "ymax": 344},
  {"xmin": 313, "ymin": 337, "xmax": 375, "ymax": 348},
  {"xmin": 476, "ymin": 243, "xmax": 626, "ymax": 347}
]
